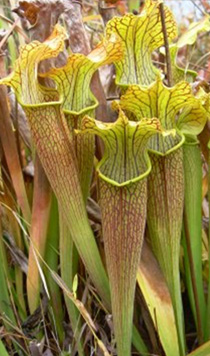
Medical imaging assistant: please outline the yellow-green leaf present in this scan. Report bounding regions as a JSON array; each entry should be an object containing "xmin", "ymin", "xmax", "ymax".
[
  {"xmin": 0, "ymin": 25, "xmax": 112, "ymax": 310},
  {"xmin": 178, "ymin": 101, "xmax": 206, "ymax": 137},
  {"xmin": 105, "ymin": 0, "xmax": 177, "ymax": 87},
  {"xmin": 197, "ymin": 87, "xmax": 210, "ymax": 118},
  {"xmin": 72, "ymin": 274, "xmax": 78, "ymax": 299},
  {"xmin": 41, "ymin": 33, "xmax": 123, "ymax": 116},
  {"xmin": 163, "ymin": 16, "xmax": 210, "ymax": 84},
  {"xmin": 79, "ymin": 110, "xmax": 168, "ymax": 186},
  {"xmin": 137, "ymin": 242, "xmax": 180, "ymax": 356},
  {"xmin": 177, "ymin": 16, "xmax": 210, "ymax": 48},
  {"xmin": 169, "ymin": 45, "xmax": 197, "ymax": 83},
  {"xmin": 0, "ymin": 24, "xmax": 67, "ymax": 105},
  {"xmin": 39, "ymin": 32, "xmax": 123, "ymax": 201},
  {"xmin": 118, "ymin": 78, "xmax": 206, "ymax": 154},
  {"xmin": 195, "ymin": 88, "xmax": 210, "ymax": 148}
]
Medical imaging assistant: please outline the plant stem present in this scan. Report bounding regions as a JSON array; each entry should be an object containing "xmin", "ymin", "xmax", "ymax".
[
  {"xmin": 99, "ymin": 178, "xmax": 147, "ymax": 356},
  {"xmin": 182, "ymin": 143, "xmax": 206, "ymax": 340},
  {"xmin": 205, "ymin": 149, "xmax": 210, "ymax": 340},
  {"xmin": 147, "ymin": 149, "xmax": 185, "ymax": 356},
  {"xmin": 159, "ymin": 2, "xmax": 173, "ymax": 86}
]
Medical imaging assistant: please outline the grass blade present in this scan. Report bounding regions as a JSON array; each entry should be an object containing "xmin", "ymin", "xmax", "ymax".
[
  {"xmin": 188, "ymin": 341, "xmax": 210, "ymax": 356},
  {"xmin": 27, "ymin": 155, "xmax": 52, "ymax": 313},
  {"xmin": 0, "ymin": 339, "xmax": 9, "ymax": 356},
  {"xmin": 59, "ymin": 210, "xmax": 84, "ymax": 356},
  {"xmin": 137, "ymin": 241, "xmax": 180, "ymax": 356},
  {"xmin": 44, "ymin": 194, "xmax": 64, "ymax": 344},
  {"xmin": 0, "ymin": 86, "xmax": 31, "ymax": 223},
  {"xmin": 0, "ymin": 205, "xmax": 16, "ymax": 325}
]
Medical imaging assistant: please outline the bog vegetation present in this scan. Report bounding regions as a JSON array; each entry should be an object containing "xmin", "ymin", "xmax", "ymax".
[{"xmin": 1, "ymin": 0, "xmax": 210, "ymax": 355}]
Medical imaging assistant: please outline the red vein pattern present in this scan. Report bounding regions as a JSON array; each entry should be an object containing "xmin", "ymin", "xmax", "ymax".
[
  {"xmin": 80, "ymin": 112, "xmax": 165, "ymax": 355},
  {"xmin": 106, "ymin": 0, "xmax": 177, "ymax": 86},
  {"xmin": 119, "ymin": 79, "xmax": 206, "ymax": 154},
  {"xmin": 80, "ymin": 113, "xmax": 162, "ymax": 186},
  {"xmin": 40, "ymin": 33, "xmax": 123, "ymax": 200},
  {"xmin": 24, "ymin": 104, "xmax": 111, "ymax": 307},
  {"xmin": 147, "ymin": 149, "xmax": 185, "ymax": 355},
  {"xmin": 0, "ymin": 24, "xmax": 111, "ymax": 308},
  {"xmin": 1, "ymin": 25, "xmax": 66, "ymax": 105},
  {"xmin": 99, "ymin": 178, "xmax": 147, "ymax": 356}
]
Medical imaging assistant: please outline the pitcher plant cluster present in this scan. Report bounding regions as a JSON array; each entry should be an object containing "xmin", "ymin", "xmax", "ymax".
[{"xmin": 1, "ymin": 0, "xmax": 210, "ymax": 355}]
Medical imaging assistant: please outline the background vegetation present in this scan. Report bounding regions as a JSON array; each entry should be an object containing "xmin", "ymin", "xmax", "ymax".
[{"xmin": 1, "ymin": 0, "xmax": 210, "ymax": 355}]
